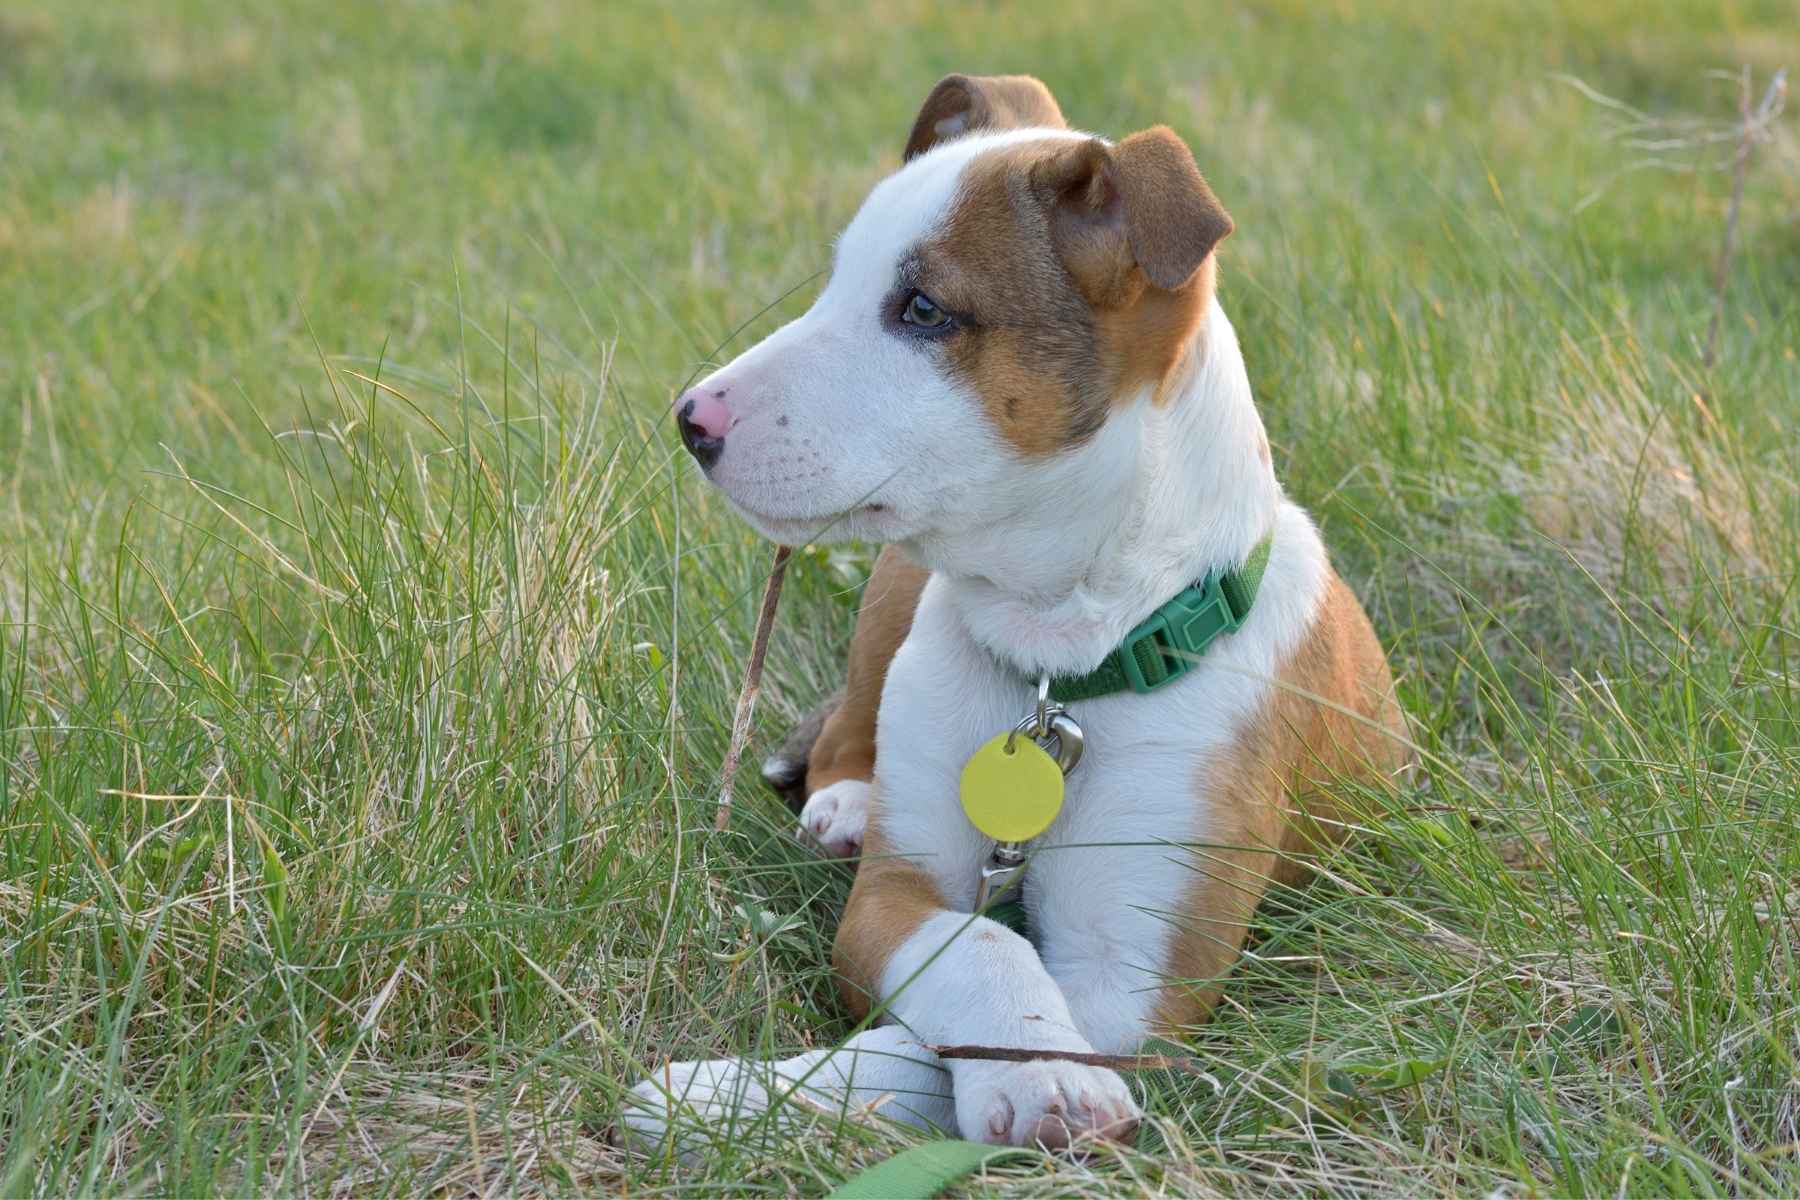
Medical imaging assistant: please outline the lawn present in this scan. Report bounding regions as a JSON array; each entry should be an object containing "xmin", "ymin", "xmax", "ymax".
[{"xmin": 1, "ymin": 0, "xmax": 1797, "ymax": 1194}]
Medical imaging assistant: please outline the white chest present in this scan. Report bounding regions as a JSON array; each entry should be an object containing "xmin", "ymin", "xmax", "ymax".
[{"xmin": 871, "ymin": 502, "xmax": 1330, "ymax": 913}]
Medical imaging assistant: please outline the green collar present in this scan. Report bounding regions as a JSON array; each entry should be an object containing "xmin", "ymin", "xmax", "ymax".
[{"xmin": 1047, "ymin": 533, "xmax": 1273, "ymax": 704}]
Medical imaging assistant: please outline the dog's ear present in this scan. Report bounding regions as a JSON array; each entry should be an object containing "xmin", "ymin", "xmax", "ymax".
[
  {"xmin": 1032, "ymin": 125, "xmax": 1233, "ymax": 298},
  {"xmin": 903, "ymin": 73, "xmax": 1066, "ymax": 161}
]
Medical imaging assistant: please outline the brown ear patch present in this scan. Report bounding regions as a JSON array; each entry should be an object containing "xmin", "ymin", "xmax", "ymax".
[
  {"xmin": 1110, "ymin": 126, "xmax": 1234, "ymax": 291},
  {"xmin": 1036, "ymin": 126, "xmax": 1233, "ymax": 300},
  {"xmin": 913, "ymin": 134, "xmax": 1230, "ymax": 455},
  {"xmin": 903, "ymin": 73, "xmax": 1066, "ymax": 161},
  {"xmin": 917, "ymin": 143, "xmax": 1105, "ymax": 455}
]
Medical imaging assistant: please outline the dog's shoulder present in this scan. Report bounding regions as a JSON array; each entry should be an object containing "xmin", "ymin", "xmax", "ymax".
[{"xmin": 1206, "ymin": 517, "xmax": 1412, "ymax": 829}]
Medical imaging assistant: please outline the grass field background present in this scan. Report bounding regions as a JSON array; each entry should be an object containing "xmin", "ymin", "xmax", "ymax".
[{"xmin": 2, "ymin": 1, "xmax": 1797, "ymax": 1194}]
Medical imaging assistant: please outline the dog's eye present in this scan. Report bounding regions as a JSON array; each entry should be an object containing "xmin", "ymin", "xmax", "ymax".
[{"xmin": 901, "ymin": 291, "xmax": 953, "ymax": 331}]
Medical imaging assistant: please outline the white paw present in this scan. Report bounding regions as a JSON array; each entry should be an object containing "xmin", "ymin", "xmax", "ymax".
[
  {"xmin": 620, "ymin": 1058, "xmax": 775, "ymax": 1152},
  {"xmin": 798, "ymin": 779, "xmax": 869, "ymax": 858},
  {"xmin": 952, "ymin": 1058, "xmax": 1140, "ymax": 1149},
  {"xmin": 620, "ymin": 1033, "xmax": 956, "ymax": 1154}
]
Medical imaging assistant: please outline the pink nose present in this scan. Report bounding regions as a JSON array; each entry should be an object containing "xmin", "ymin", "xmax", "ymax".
[
  {"xmin": 675, "ymin": 387, "xmax": 734, "ymax": 470},
  {"xmin": 682, "ymin": 391, "xmax": 732, "ymax": 439}
]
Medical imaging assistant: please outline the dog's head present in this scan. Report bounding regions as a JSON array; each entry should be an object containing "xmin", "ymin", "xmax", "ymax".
[{"xmin": 675, "ymin": 74, "xmax": 1233, "ymax": 552}]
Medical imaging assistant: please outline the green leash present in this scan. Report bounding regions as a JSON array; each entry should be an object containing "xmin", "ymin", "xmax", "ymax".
[
  {"xmin": 985, "ymin": 895, "xmax": 1028, "ymax": 936},
  {"xmin": 828, "ymin": 1139, "xmax": 1035, "ymax": 1199}
]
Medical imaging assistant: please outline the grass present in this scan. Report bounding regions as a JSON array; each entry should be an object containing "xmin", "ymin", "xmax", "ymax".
[{"xmin": 1, "ymin": 0, "xmax": 1796, "ymax": 1194}]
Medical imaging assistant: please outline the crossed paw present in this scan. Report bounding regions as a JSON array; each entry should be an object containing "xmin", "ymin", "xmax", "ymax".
[
  {"xmin": 953, "ymin": 1057, "xmax": 1140, "ymax": 1148},
  {"xmin": 620, "ymin": 1042, "xmax": 1139, "ymax": 1151}
]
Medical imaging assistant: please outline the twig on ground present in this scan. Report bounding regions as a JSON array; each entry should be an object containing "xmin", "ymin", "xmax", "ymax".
[
  {"xmin": 926, "ymin": 1044, "xmax": 1222, "ymax": 1090},
  {"xmin": 1704, "ymin": 66, "xmax": 1787, "ymax": 369},
  {"xmin": 714, "ymin": 544, "xmax": 792, "ymax": 831}
]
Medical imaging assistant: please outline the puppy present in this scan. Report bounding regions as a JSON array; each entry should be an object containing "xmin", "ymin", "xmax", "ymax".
[{"xmin": 628, "ymin": 73, "xmax": 1409, "ymax": 1151}]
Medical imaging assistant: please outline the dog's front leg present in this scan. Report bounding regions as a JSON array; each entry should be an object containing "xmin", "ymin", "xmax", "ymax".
[
  {"xmin": 619, "ymin": 1023, "xmax": 953, "ymax": 1153},
  {"xmin": 824, "ymin": 582, "xmax": 1141, "ymax": 1147},
  {"xmin": 835, "ymin": 851, "xmax": 1140, "ymax": 1147}
]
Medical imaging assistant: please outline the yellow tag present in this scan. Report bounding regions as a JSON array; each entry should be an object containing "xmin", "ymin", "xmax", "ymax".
[{"xmin": 959, "ymin": 732, "xmax": 1064, "ymax": 842}]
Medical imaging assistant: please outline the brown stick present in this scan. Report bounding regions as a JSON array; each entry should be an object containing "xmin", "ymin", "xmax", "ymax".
[
  {"xmin": 1704, "ymin": 66, "xmax": 1787, "ymax": 369},
  {"xmin": 926, "ymin": 1043, "xmax": 1220, "ymax": 1083},
  {"xmin": 714, "ymin": 544, "xmax": 793, "ymax": 831}
]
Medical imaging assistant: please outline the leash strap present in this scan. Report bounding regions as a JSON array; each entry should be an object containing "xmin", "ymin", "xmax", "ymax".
[
  {"xmin": 1050, "ymin": 533, "xmax": 1272, "ymax": 703},
  {"xmin": 827, "ymin": 1139, "xmax": 1036, "ymax": 1199},
  {"xmin": 985, "ymin": 895, "xmax": 1028, "ymax": 935}
]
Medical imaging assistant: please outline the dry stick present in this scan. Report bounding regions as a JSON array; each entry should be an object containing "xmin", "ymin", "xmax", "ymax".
[
  {"xmin": 928, "ymin": 1043, "xmax": 1220, "ymax": 1084},
  {"xmin": 1703, "ymin": 66, "xmax": 1788, "ymax": 370},
  {"xmin": 714, "ymin": 544, "xmax": 793, "ymax": 831}
]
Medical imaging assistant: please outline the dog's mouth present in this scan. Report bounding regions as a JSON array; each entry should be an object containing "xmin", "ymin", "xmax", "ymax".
[{"xmin": 727, "ymin": 498, "xmax": 901, "ymax": 545}]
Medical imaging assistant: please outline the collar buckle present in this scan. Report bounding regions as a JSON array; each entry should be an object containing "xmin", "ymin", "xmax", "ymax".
[
  {"xmin": 1117, "ymin": 572, "xmax": 1245, "ymax": 694},
  {"xmin": 1047, "ymin": 532, "xmax": 1273, "ymax": 705}
]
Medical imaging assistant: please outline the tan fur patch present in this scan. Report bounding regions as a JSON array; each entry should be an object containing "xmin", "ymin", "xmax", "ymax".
[
  {"xmin": 805, "ymin": 546, "xmax": 929, "ymax": 796},
  {"xmin": 1097, "ymin": 256, "xmax": 1216, "ymax": 408},
  {"xmin": 832, "ymin": 825, "xmax": 947, "ymax": 1018},
  {"xmin": 810, "ymin": 548, "xmax": 940, "ymax": 1019},
  {"xmin": 1153, "ymin": 572, "xmax": 1412, "ymax": 1030},
  {"xmin": 914, "ymin": 137, "xmax": 1226, "ymax": 456}
]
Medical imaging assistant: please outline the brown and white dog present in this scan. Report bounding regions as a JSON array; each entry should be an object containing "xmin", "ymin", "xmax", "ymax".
[{"xmin": 626, "ymin": 74, "xmax": 1409, "ymax": 1151}]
